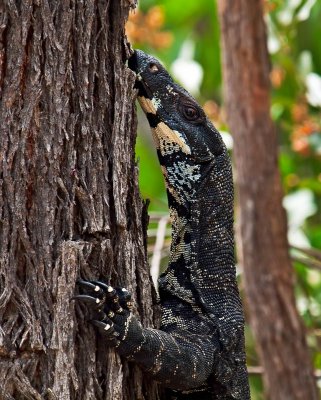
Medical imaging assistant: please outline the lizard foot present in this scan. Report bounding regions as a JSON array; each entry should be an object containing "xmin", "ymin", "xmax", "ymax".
[{"xmin": 73, "ymin": 279, "xmax": 133, "ymax": 345}]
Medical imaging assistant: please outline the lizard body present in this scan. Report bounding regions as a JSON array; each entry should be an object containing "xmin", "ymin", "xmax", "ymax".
[{"xmin": 74, "ymin": 50, "xmax": 250, "ymax": 399}]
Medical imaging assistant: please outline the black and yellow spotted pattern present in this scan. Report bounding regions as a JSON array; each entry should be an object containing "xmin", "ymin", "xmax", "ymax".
[{"xmin": 125, "ymin": 50, "xmax": 250, "ymax": 399}]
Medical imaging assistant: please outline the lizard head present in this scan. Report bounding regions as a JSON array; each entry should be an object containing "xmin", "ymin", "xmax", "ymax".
[{"xmin": 128, "ymin": 50, "xmax": 230, "ymax": 207}]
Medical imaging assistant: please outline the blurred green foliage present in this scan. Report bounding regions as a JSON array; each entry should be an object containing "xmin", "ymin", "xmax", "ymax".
[{"xmin": 128, "ymin": 0, "xmax": 321, "ymax": 397}]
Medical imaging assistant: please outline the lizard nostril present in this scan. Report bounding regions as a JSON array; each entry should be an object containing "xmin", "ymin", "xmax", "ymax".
[{"xmin": 149, "ymin": 62, "xmax": 159, "ymax": 73}]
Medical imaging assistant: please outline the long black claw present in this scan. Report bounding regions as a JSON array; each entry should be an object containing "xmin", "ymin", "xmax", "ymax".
[
  {"xmin": 72, "ymin": 294, "xmax": 102, "ymax": 305},
  {"xmin": 91, "ymin": 280, "xmax": 109, "ymax": 292},
  {"xmin": 91, "ymin": 319, "xmax": 114, "ymax": 333},
  {"xmin": 77, "ymin": 279, "xmax": 104, "ymax": 295}
]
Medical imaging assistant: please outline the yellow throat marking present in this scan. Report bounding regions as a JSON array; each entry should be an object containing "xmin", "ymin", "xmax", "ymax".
[
  {"xmin": 138, "ymin": 96, "xmax": 191, "ymax": 155},
  {"xmin": 152, "ymin": 122, "xmax": 191, "ymax": 155},
  {"xmin": 137, "ymin": 96, "xmax": 157, "ymax": 114}
]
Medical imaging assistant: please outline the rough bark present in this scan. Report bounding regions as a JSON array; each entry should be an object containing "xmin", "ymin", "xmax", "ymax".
[
  {"xmin": 0, "ymin": 1, "xmax": 160, "ymax": 399},
  {"xmin": 217, "ymin": 1, "xmax": 318, "ymax": 400}
]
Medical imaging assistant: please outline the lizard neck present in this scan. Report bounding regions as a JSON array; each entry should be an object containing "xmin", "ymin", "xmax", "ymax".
[
  {"xmin": 169, "ymin": 157, "xmax": 235, "ymax": 270},
  {"xmin": 159, "ymin": 156, "xmax": 240, "ymax": 310}
]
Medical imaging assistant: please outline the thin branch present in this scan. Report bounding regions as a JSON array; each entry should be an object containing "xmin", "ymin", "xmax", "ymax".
[
  {"xmin": 291, "ymin": 246, "xmax": 321, "ymax": 262},
  {"xmin": 291, "ymin": 256, "xmax": 321, "ymax": 272},
  {"xmin": 247, "ymin": 366, "xmax": 321, "ymax": 380},
  {"xmin": 150, "ymin": 215, "xmax": 169, "ymax": 290}
]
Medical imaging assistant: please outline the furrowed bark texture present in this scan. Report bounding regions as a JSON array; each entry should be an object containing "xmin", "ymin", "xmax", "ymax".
[
  {"xmin": 0, "ymin": 1, "xmax": 160, "ymax": 399},
  {"xmin": 218, "ymin": 2, "xmax": 318, "ymax": 400}
]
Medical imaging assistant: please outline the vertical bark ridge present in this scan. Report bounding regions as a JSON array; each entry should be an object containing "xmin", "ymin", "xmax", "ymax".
[{"xmin": 218, "ymin": 1, "xmax": 318, "ymax": 399}]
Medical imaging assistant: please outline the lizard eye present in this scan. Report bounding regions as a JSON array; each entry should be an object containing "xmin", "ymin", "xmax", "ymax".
[
  {"xmin": 183, "ymin": 105, "xmax": 200, "ymax": 121},
  {"xmin": 149, "ymin": 63, "xmax": 159, "ymax": 73}
]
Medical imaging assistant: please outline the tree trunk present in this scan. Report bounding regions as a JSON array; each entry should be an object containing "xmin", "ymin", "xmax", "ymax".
[
  {"xmin": 217, "ymin": 2, "xmax": 318, "ymax": 399},
  {"xmin": 0, "ymin": 1, "xmax": 160, "ymax": 399}
]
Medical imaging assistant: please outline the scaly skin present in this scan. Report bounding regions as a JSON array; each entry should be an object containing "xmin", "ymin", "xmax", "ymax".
[{"xmin": 74, "ymin": 50, "xmax": 250, "ymax": 399}]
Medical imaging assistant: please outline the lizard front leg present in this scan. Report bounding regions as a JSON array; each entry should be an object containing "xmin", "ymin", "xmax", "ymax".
[{"xmin": 73, "ymin": 279, "xmax": 216, "ymax": 391}]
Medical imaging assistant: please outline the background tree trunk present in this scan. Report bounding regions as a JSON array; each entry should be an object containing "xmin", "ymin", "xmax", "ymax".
[
  {"xmin": 0, "ymin": 1, "xmax": 160, "ymax": 399},
  {"xmin": 217, "ymin": 1, "xmax": 318, "ymax": 399}
]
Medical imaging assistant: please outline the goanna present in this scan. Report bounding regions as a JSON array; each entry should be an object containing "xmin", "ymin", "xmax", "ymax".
[{"xmin": 74, "ymin": 50, "xmax": 250, "ymax": 400}]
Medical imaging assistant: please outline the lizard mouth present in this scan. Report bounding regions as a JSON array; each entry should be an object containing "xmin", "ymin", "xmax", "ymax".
[
  {"xmin": 136, "ymin": 78, "xmax": 153, "ymax": 99},
  {"xmin": 128, "ymin": 50, "xmax": 154, "ymax": 99}
]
